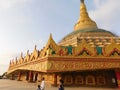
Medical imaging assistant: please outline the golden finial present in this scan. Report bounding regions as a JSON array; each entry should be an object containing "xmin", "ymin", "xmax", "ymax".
[
  {"xmin": 34, "ymin": 45, "xmax": 37, "ymax": 50},
  {"xmin": 50, "ymin": 33, "xmax": 52, "ymax": 38},
  {"xmin": 15, "ymin": 57, "xmax": 17, "ymax": 60},
  {"xmin": 27, "ymin": 50, "xmax": 29, "ymax": 55},
  {"xmin": 48, "ymin": 33, "xmax": 53, "ymax": 43},
  {"xmin": 81, "ymin": 0, "xmax": 84, "ymax": 3},
  {"xmin": 74, "ymin": 0, "xmax": 97, "ymax": 31},
  {"xmin": 10, "ymin": 60, "xmax": 11, "ymax": 64},
  {"xmin": 20, "ymin": 52, "xmax": 23, "ymax": 58}
]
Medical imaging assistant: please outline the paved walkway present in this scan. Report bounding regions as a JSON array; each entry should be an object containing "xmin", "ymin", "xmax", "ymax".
[{"xmin": 0, "ymin": 79, "xmax": 119, "ymax": 90}]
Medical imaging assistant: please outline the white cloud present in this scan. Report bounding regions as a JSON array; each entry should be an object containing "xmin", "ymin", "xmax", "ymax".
[
  {"xmin": 89, "ymin": 0, "xmax": 120, "ymax": 35},
  {"xmin": 0, "ymin": 0, "xmax": 31, "ymax": 9}
]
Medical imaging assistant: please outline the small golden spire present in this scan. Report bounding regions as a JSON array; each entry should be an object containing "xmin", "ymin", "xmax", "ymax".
[
  {"xmin": 81, "ymin": 0, "xmax": 84, "ymax": 3},
  {"xmin": 10, "ymin": 60, "xmax": 11, "ymax": 64},
  {"xmin": 15, "ymin": 57, "xmax": 17, "ymax": 60},
  {"xmin": 20, "ymin": 52, "xmax": 23, "ymax": 58},
  {"xmin": 34, "ymin": 45, "xmax": 37, "ymax": 50},
  {"xmin": 46, "ymin": 33, "xmax": 57, "ymax": 49},
  {"xmin": 74, "ymin": 0, "xmax": 97, "ymax": 31},
  {"xmin": 27, "ymin": 50, "xmax": 29, "ymax": 55}
]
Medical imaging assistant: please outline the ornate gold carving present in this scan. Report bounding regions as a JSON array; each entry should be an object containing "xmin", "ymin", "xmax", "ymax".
[
  {"xmin": 75, "ymin": 75, "xmax": 84, "ymax": 84},
  {"xmin": 86, "ymin": 75, "xmax": 95, "ymax": 85},
  {"xmin": 64, "ymin": 75, "xmax": 73, "ymax": 85},
  {"xmin": 30, "ymin": 45, "xmax": 39, "ymax": 60},
  {"xmin": 103, "ymin": 39, "xmax": 120, "ymax": 56},
  {"xmin": 40, "ymin": 34, "xmax": 69, "ymax": 57},
  {"xmin": 96, "ymin": 76, "xmax": 106, "ymax": 85},
  {"xmin": 24, "ymin": 50, "xmax": 30, "ymax": 62},
  {"xmin": 18, "ymin": 52, "xmax": 24, "ymax": 63},
  {"xmin": 7, "ymin": 61, "xmax": 48, "ymax": 74},
  {"xmin": 73, "ymin": 38, "xmax": 96, "ymax": 56},
  {"xmin": 47, "ymin": 60, "xmax": 120, "ymax": 72},
  {"xmin": 40, "ymin": 34, "xmax": 61, "ymax": 57},
  {"xmin": 8, "ymin": 35, "xmax": 120, "ymax": 73}
]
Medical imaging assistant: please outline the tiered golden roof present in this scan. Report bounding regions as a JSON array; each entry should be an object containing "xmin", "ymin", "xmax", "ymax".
[{"xmin": 8, "ymin": 36, "xmax": 120, "ymax": 72}]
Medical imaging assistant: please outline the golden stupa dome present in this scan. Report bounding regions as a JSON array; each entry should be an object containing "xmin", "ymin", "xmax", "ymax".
[{"xmin": 58, "ymin": 0, "xmax": 116, "ymax": 47}]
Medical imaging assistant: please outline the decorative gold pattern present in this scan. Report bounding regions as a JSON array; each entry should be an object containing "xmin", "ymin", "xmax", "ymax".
[
  {"xmin": 96, "ymin": 76, "xmax": 106, "ymax": 85},
  {"xmin": 64, "ymin": 75, "xmax": 73, "ymax": 85},
  {"xmin": 24, "ymin": 50, "xmax": 30, "ymax": 62},
  {"xmin": 73, "ymin": 38, "xmax": 96, "ymax": 56},
  {"xmin": 8, "ymin": 60, "xmax": 48, "ymax": 74},
  {"xmin": 75, "ymin": 75, "xmax": 84, "ymax": 84},
  {"xmin": 30, "ymin": 45, "xmax": 39, "ymax": 60},
  {"xmin": 86, "ymin": 75, "xmax": 95, "ymax": 85},
  {"xmin": 8, "ymin": 36, "xmax": 120, "ymax": 74},
  {"xmin": 40, "ymin": 34, "xmax": 61, "ymax": 57},
  {"xmin": 47, "ymin": 60, "xmax": 120, "ymax": 72},
  {"xmin": 103, "ymin": 39, "xmax": 120, "ymax": 56}
]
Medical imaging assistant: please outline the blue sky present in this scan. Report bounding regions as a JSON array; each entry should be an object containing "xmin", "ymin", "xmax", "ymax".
[{"xmin": 0, "ymin": 0, "xmax": 120, "ymax": 75}]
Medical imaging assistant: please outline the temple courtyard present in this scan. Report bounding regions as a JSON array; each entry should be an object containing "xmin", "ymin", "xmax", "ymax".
[{"xmin": 0, "ymin": 79, "xmax": 119, "ymax": 90}]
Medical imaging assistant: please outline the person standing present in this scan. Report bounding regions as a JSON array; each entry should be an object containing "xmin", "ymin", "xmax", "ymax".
[
  {"xmin": 58, "ymin": 79, "xmax": 64, "ymax": 90},
  {"xmin": 37, "ymin": 85, "xmax": 41, "ymax": 90},
  {"xmin": 41, "ymin": 77, "xmax": 45, "ymax": 90}
]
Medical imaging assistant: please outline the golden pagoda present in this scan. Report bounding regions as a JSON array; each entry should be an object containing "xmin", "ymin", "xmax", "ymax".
[{"xmin": 7, "ymin": 0, "xmax": 120, "ymax": 88}]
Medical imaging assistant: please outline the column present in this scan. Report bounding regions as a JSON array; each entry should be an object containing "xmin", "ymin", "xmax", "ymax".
[
  {"xmin": 115, "ymin": 70, "xmax": 120, "ymax": 88},
  {"xmin": 11, "ymin": 74, "xmax": 14, "ymax": 80},
  {"xmin": 37, "ymin": 73, "xmax": 42, "ymax": 82},
  {"xmin": 53, "ymin": 74, "xmax": 57, "ymax": 86},
  {"xmin": 28, "ymin": 71, "xmax": 33, "ymax": 82},
  {"xmin": 17, "ymin": 71, "xmax": 21, "ymax": 81},
  {"xmin": 33, "ymin": 72, "xmax": 36, "ymax": 82},
  {"xmin": 57, "ymin": 74, "xmax": 62, "ymax": 85}
]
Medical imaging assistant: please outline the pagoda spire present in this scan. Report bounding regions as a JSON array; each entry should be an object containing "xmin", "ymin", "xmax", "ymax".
[
  {"xmin": 20, "ymin": 52, "xmax": 23, "ymax": 58},
  {"xmin": 34, "ymin": 45, "xmax": 37, "ymax": 50},
  {"xmin": 81, "ymin": 0, "xmax": 84, "ymax": 3},
  {"xmin": 27, "ymin": 50, "xmax": 29, "ymax": 55},
  {"xmin": 74, "ymin": 0, "xmax": 98, "ymax": 31}
]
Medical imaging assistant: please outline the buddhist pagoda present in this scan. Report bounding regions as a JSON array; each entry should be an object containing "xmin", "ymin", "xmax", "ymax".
[{"xmin": 7, "ymin": 0, "xmax": 120, "ymax": 88}]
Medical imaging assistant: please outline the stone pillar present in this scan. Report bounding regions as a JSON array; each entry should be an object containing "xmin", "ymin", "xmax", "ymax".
[
  {"xmin": 28, "ymin": 71, "xmax": 33, "ymax": 82},
  {"xmin": 17, "ymin": 71, "xmax": 21, "ymax": 81},
  {"xmin": 57, "ymin": 74, "xmax": 62, "ymax": 85},
  {"xmin": 33, "ymin": 72, "xmax": 36, "ymax": 82},
  {"xmin": 115, "ymin": 70, "xmax": 120, "ymax": 88},
  {"xmin": 11, "ymin": 74, "xmax": 14, "ymax": 80},
  {"xmin": 37, "ymin": 73, "xmax": 42, "ymax": 82},
  {"xmin": 53, "ymin": 74, "xmax": 57, "ymax": 86}
]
